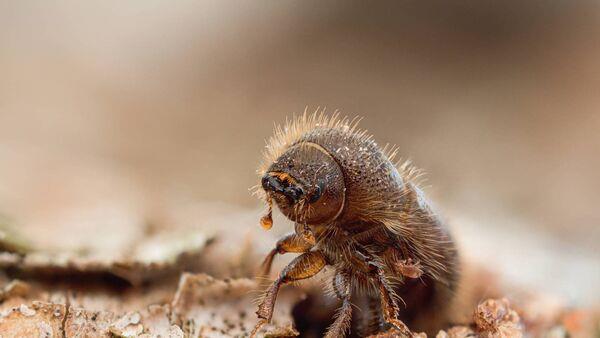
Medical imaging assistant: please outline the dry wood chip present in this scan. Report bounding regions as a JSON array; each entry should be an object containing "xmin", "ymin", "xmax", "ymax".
[
  {"xmin": 109, "ymin": 311, "xmax": 144, "ymax": 337},
  {"xmin": 136, "ymin": 305, "xmax": 184, "ymax": 338},
  {"xmin": 65, "ymin": 308, "xmax": 116, "ymax": 338},
  {"xmin": 0, "ymin": 273, "xmax": 302, "ymax": 337},
  {"xmin": 0, "ymin": 279, "xmax": 30, "ymax": 302},
  {"xmin": 0, "ymin": 301, "xmax": 65, "ymax": 338},
  {"xmin": 64, "ymin": 304, "xmax": 183, "ymax": 337},
  {"xmin": 367, "ymin": 329, "xmax": 427, "ymax": 338},
  {"xmin": 474, "ymin": 298, "xmax": 523, "ymax": 338},
  {"xmin": 171, "ymin": 273, "xmax": 301, "ymax": 338},
  {"xmin": 369, "ymin": 298, "xmax": 525, "ymax": 338},
  {"xmin": 435, "ymin": 326, "xmax": 475, "ymax": 338},
  {"xmin": 0, "ymin": 230, "xmax": 210, "ymax": 285}
]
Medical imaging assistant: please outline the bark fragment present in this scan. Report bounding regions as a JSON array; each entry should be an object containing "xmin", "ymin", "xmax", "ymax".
[
  {"xmin": 0, "ymin": 273, "xmax": 300, "ymax": 337},
  {"xmin": 474, "ymin": 298, "xmax": 522, "ymax": 338},
  {"xmin": 0, "ymin": 302, "xmax": 65, "ymax": 338},
  {"xmin": 171, "ymin": 273, "xmax": 300, "ymax": 337},
  {"xmin": 0, "ymin": 229, "xmax": 211, "ymax": 285}
]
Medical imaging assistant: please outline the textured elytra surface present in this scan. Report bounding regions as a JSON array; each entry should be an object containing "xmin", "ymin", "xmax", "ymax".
[{"xmin": 299, "ymin": 121, "xmax": 458, "ymax": 284}]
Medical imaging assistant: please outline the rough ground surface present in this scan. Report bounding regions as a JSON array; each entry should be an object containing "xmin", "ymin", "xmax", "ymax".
[
  {"xmin": 0, "ymin": 206, "xmax": 597, "ymax": 337},
  {"xmin": 0, "ymin": 273, "xmax": 300, "ymax": 338}
]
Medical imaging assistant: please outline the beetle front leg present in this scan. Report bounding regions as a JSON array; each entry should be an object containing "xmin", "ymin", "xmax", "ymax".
[
  {"xmin": 258, "ymin": 223, "xmax": 316, "ymax": 277},
  {"xmin": 251, "ymin": 250, "xmax": 327, "ymax": 338}
]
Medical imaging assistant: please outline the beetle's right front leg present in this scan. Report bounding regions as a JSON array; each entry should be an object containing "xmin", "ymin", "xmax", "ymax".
[
  {"xmin": 251, "ymin": 250, "xmax": 327, "ymax": 338},
  {"xmin": 259, "ymin": 223, "xmax": 316, "ymax": 277}
]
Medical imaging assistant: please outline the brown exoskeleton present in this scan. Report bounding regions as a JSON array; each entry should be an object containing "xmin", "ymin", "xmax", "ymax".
[{"xmin": 251, "ymin": 111, "xmax": 459, "ymax": 338}]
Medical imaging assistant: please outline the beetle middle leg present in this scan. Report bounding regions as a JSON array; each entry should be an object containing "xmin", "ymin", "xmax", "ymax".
[
  {"xmin": 352, "ymin": 245, "xmax": 414, "ymax": 337},
  {"xmin": 251, "ymin": 250, "xmax": 327, "ymax": 338},
  {"xmin": 364, "ymin": 295, "xmax": 384, "ymax": 335},
  {"xmin": 374, "ymin": 268, "xmax": 414, "ymax": 337}
]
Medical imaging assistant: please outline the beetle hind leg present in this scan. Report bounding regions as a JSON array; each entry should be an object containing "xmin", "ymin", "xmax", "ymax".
[{"xmin": 324, "ymin": 270, "xmax": 353, "ymax": 338}]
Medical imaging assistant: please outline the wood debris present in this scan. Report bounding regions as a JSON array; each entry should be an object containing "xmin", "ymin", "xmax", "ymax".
[
  {"xmin": 0, "ymin": 227, "xmax": 211, "ymax": 285},
  {"xmin": 474, "ymin": 298, "xmax": 522, "ymax": 338},
  {"xmin": 0, "ymin": 301, "xmax": 65, "ymax": 337},
  {"xmin": 0, "ymin": 206, "xmax": 597, "ymax": 337},
  {"xmin": 171, "ymin": 273, "xmax": 300, "ymax": 337},
  {"xmin": 0, "ymin": 273, "xmax": 300, "ymax": 338},
  {"xmin": 370, "ymin": 298, "xmax": 523, "ymax": 338}
]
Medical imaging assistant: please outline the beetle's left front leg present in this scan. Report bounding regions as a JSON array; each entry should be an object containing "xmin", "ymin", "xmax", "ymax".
[{"xmin": 251, "ymin": 250, "xmax": 327, "ymax": 338}]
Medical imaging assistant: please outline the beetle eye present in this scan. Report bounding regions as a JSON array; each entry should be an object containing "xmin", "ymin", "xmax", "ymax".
[
  {"xmin": 307, "ymin": 183, "xmax": 322, "ymax": 203},
  {"xmin": 284, "ymin": 186, "xmax": 304, "ymax": 203}
]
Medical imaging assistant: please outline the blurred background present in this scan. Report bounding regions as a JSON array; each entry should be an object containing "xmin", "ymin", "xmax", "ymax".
[{"xmin": 0, "ymin": 1, "xmax": 598, "ymax": 305}]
